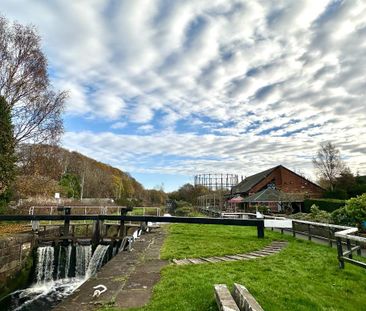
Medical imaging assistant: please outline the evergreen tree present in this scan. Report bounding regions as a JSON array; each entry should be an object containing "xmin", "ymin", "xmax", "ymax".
[{"xmin": 0, "ymin": 96, "xmax": 16, "ymax": 197}]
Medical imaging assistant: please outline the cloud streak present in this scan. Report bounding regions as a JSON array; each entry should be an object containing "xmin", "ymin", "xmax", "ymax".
[{"xmin": 2, "ymin": 0, "xmax": 366, "ymax": 188}]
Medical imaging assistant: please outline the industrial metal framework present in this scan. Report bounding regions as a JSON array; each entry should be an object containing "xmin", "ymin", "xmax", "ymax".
[{"xmin": 194, "ymin": 174, "xmax": 239, "ymax": 191}]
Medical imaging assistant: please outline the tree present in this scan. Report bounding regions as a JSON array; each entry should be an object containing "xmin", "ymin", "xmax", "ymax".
[
  {"xmin": 0, "ymin": 96, "xmax": 16, "ymax": 196},
  {"xmin": 0, "ymin": 15, "xmax": 67, "ymax": 145},
  {"xmin": 59, "ymin": 173, "xmax": 81, "ymax": 198},
  {"xmin": 313, "ymin": 142, "xmax": 345, "ymax": 191}
]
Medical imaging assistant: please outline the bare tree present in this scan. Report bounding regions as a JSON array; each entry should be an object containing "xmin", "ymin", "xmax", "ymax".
[
  {"xmin": 313, "ymin": 142, "xmax": 345, "ymax": 191},
  {"xmin": 0, "ymin": 15, "xmax": 67, "ymax": 145}
]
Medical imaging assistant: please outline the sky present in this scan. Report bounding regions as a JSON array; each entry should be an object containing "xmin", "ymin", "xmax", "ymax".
[{"xmin": 1, "ymin": 0, "xmax": 366, "ymax": 192}]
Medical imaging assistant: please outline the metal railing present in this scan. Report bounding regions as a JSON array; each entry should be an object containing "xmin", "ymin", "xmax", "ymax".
[{"xmin": 335, "ymin": 227, "xmax": 366, "ymax": 269}]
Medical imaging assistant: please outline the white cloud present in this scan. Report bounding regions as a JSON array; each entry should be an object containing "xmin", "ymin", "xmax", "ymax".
[{"xmin": 1, "ymin": 0, "xmax": 366, "ymax": 182}]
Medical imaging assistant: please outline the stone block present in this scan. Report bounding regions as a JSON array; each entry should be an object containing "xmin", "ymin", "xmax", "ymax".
[
  {"xmin": 232, "ymin": 283, "xmax": 264, "ymax": 311},
  {"xmin": 214, "ymin": 284, "xmax": 240, "ymax": 311}
]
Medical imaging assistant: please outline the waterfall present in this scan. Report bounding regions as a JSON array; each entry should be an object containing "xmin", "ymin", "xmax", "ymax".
[
  {"xmin": 56, "ymin": 246, "xmax": 62, "ymax": 279},
  {"xmin": 36, "ymin": 246, "xmax": 54, "ymax": 284},
  {"xmin": 75, "ymin": 245, "xmax": 92, "ymax": 277},
  {"xmin": 85, "ymin": 245, "xmax": 109, "ymax": 278},
  {"xmin": 64, "ymin": 245, "xmax": 72, "ymax": 278}
]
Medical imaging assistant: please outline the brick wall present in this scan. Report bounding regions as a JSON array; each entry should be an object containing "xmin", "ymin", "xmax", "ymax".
[{"xmin": 251, "ymin": 166, "xmax": 323, "ymax": 198}]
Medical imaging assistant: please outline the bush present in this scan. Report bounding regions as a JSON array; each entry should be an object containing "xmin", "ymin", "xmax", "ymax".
[
  {"xmin": 175, "ymin": 206, "xmax": 194, "ymax": 216},
  {"xmin": 304, "ymin": 199, "xmax": 345, "ymax": 213},
  {"xmin": 291, "ymin": 205, "xmax": 331, "ymax": 223},
  {"xmin": 344, "ymin": 193, "xmax": 366, "ymax": 229},
  {"xmin": 330, "ymin": 194, "xmax": 366, "ymax": 229},
  {"xmin": 331, "ymin": 207, "xmax": 355, "ymax": 227},
  {"xmin": 257, "ymin": 205, "xmax": 271, "ymax": 214}
]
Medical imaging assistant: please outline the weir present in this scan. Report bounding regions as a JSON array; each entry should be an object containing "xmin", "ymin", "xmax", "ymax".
[{"xmin": 1, "ymin": 242, "xmax": 114, "ymax": 311}]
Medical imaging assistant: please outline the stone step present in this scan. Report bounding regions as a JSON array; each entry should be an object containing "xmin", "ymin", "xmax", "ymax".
[
  {"xmin": 172, "ymin": 241, "xmax": 288, "ymax": 265},
  {"xmin": 188, "ymin": 258, "xmax": 205, "ymax": 264},
  {"xmin": 173, "ymin": 259, "xmax": 191, "ymax": 265},
  {"xmin": 232, "ymin": 283, "xmax": 264, "ymax": 311},
  {"xmin": 201, "ymin": 257, "xmax": 221, "ymax": 263},
  {"xmin": 214, "ymin": 284, "xmax": 240, "ymax": 311}
]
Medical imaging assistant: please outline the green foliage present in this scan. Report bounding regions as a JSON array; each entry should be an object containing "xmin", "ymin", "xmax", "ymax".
[
  {"xmin": 344, "ymin": 193, "xmax": 366, "ymax": 228},
  {"xmin": 59, "ymin": 173, "xmax": 81, "ymax": 198},
  {"xmin": 257, "ymin": 205, "xmax": 271, "ymax": 214},
  {"xmin": 170, "ymin": 200, "xmax": 195, "ymax": 216},
  {"xmin": 304, "ymin": 198, "xmax": 345, "ymax": 213},
  {"xmin": 324, "ymin": 188, "xmax": 348, "ymax": 200},
  {"xmin": 169, "ymin": 184, "xmax": 209, "ymax": 205},
  {"xmin": 292, "ymin": 205, "xmax": 331, "ymax": 223},
  {"xmin": 0, "ymin": 96, "xmax": 16, "ymax": 198},
  {"xmin": 331, "ymin": 207, "xmax": 355, "ymax": 227}
]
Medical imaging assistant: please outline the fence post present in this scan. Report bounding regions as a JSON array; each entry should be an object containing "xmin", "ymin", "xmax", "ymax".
[
  {"xmin": 63, "ymin": 207, "xmax": 71, "ymax": 237},
  {"xmin": 328, "ymin": 227, "xmax": 332, "ymax": 247},
  {"xmin": 292, "ymin": 222, "xmax": 296, "ymax": 237},
  {"xmin": 336, "ymin": 237, "xmax": 345, "ymax": 269},
  {"xmin": 119, "ymin": 208, "xmax": 125, "ymax": 238},
  {"xmin": 92, "ymin": 218, "xmax": 101, "ymax": 247},
  {"xmin": 346, "ymin": 239, "xmax": 352, "ymax": 259},
  {"xmin": 356, "ymin": 241, "xmax": 362, "ymax": 256},
  {"xmin": 308, "ymin": 224, "xmax": 311, "ymax": 241},
  {"xmin": 257, "ymin": 221, "xmax": 264, "ymax": 238}
]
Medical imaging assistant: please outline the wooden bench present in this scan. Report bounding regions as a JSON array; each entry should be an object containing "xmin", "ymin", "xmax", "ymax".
[{"xmin": 214, "ymin": 283, "xmax": 264, "ymax": 311}]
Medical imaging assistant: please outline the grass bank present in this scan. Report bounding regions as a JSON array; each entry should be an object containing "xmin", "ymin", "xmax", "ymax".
[{"xmin": 103, "ymin": 224, "xmax": 366, "ymax": 311}]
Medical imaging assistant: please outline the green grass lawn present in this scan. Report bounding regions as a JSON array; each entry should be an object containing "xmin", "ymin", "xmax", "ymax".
[
  {"xmin": 161, "ymin": 224, "xmax": 274, "ymax": 259},
  {"xmin": 103, "ymin": 224, "xmax": 366, "ymax": 311}
]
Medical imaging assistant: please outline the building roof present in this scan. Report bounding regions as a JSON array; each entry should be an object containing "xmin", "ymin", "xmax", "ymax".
[
  {"xmin": 242, "ymin": 188, "xmax": 281, "ymax": 202},
  {"xmin": 231, "ymin": 164, "xmax": 324, "ymax": 195},
  {"xmin": 231, "ymin": 166, "xmax": 277, "ymax": 194},
  {"xmin": 242, "ymin": 188, "xmax": 304, "ymax": 203}
]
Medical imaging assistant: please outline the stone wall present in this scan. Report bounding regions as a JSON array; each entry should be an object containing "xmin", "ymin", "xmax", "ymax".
[
  {"xmin": 0, "ymin": 233, "xmax": 34, "ymax": 292},
  {"xmin": 0, "ymin": 227, "xmax": 60, "ymax": 296}
]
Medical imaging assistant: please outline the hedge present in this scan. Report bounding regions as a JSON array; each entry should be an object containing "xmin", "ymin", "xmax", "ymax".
[{"xmin": 304, "ymin": 199, "xmax": 345, "ymax": 213}]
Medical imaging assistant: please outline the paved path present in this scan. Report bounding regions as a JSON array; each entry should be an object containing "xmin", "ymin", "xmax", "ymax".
[
  {"xmin": 54, "ymin": 229, "xmax": 167, "ymax": 311},
  {"xmin": 172, "ymin": 241, "xmax": 288, "ymax": 265}
]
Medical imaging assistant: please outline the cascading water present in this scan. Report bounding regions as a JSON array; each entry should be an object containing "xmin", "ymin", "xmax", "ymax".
[
  {"xmin": 75, "ymin": 245, "xmax": 92, "ymax": 277},
  {"xmin": 36, "ymin": 246, "xmax": 54, "ymax": 284},
  {"xmin": 86, "ymin": 244, "xmax": 109, "ymax": 278},
  {"xmin": 64, "ymin": 244, "xmax": 72, "ymax": 278},
  {"xmin": 2, "ymin": 243, "xmax": 112, "ymax": 311}
]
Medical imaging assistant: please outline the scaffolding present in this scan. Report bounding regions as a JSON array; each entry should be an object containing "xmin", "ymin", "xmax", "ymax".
[
  {"xmin": 195, "ymin": 174, "xmax": 240, "ymax": 212},
  {"xmin": 194, "ymin": 174, "xmax": 239, "ymax": 191}
]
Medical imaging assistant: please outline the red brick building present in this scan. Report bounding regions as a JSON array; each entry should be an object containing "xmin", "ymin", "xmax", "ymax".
[{"xmin": 230, "ymin": 165, "xmax": 324, "ymax": 212}]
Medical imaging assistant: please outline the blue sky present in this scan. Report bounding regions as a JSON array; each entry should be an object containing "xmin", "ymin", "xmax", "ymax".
[{"xmin": 1, "ymin": 0, "xmax": 366, "ymax": 191}]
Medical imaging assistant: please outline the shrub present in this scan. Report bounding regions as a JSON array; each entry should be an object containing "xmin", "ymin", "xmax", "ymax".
[
  {"xmin": 291, "ymin": 205, "xmax": 331, "ymax": 223},
  {"xmin": 304, "ymin": 199, "xmax": 345, "ymax": 213},
  {"xmin": 344, "ymin": 193, "xmax": 366, "ymax": 229},
  {"xmin": 257, "ymin": 205, "xmax": 271, "ymax": 214},
  {"xmin": 331, "ymin": 207, "xmax": 355, "ymax": 227}
]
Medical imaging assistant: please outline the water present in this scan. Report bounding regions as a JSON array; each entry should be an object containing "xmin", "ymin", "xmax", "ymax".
[
  {"xmin": 64, "ymin": 245, "xmax": 72, "ymax": 278},
  {"xmin": 36, "ymin": 246, "xmax": 54, "ymax": 284},
  {"xmin": 75, "ymin": 245, "xmax": 92, "ymax": 277},
  {"xmin": 85, "ymin": 244, "xmax": 109, "ymax": 278},
  {"xmin": 2, "ymin": 244, "xmax": 110, "ymax": 311}
]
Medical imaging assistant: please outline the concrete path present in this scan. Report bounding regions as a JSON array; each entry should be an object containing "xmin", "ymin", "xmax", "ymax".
[
  {"xmin": 53, "ymin": 229, "xmax": 167, "ymax": 311},
  {"xmin": 172, "ymin": 241, "xmax": 288, "ymax": 265}
]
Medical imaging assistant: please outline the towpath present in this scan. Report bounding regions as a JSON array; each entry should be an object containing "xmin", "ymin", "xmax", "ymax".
[{"xmin": 53, "ymin": 228, "xmax": 167, "ymax": 311}]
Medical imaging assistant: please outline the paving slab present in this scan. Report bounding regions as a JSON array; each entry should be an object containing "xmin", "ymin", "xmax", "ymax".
[{"xmin": 53, "ymin": 229, "xmax": 167, "ymax": 311}]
